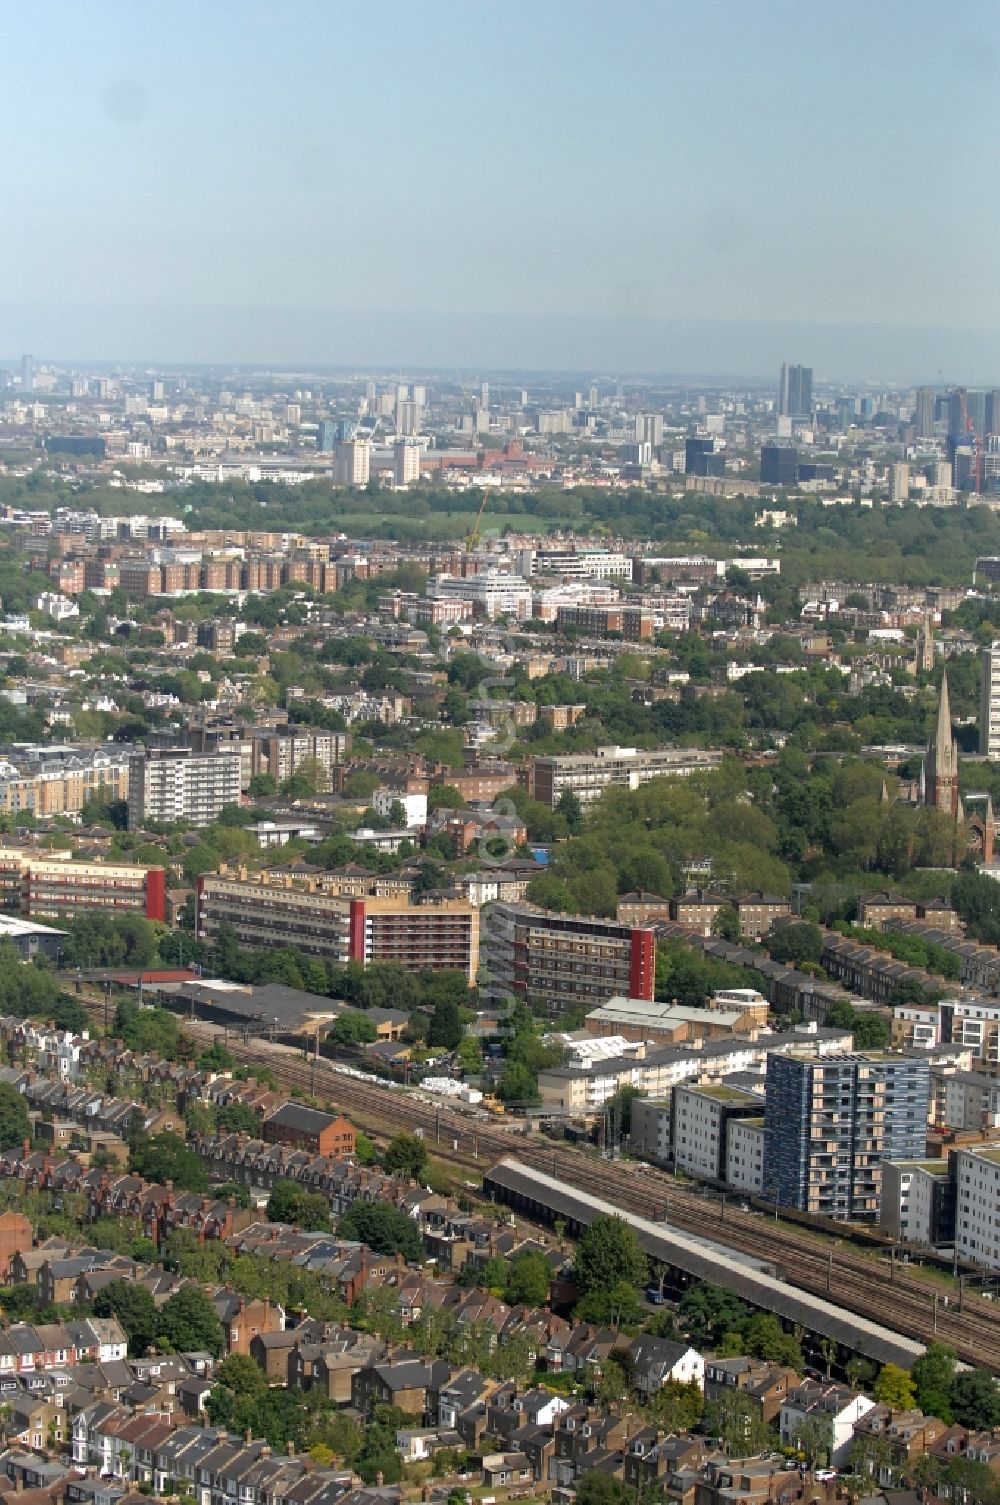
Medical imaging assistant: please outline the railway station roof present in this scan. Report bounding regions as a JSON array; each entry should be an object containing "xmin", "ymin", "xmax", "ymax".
[{"xmin": 485, "ymin": 1158, "xmax": 926, "ymax": 1370}]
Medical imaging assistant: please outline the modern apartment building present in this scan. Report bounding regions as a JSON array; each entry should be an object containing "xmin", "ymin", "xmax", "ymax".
[
  {"xmin": 555, "ymin": 605, "xmax": 653, "ymax": 641},
  {"xmin": 333, "ymin": 438, "xmax": 371, "ymax": 486},
  {"xmin": 954, "ymin": 1146, "xmax": 1000, "ymax": 1270},
  {"xmin": 253, "ymin": 728, "xmax": 351, "ymax": 789},
  {"xmin": 980, "ymin": 641, "xmax": 1000, "ymax": 758},
  {"xmin": 0, "ymin": 850, "xmax": 165, "ymax": 922},
  {"xmin": 762, "ymin": 1052, "xmax": 930, "ymax": 1220},
  {"xmin": 393, "ymin": 439, "xmax": 421, "ymax": 486},
  {"xmin": 726, "ymin": 1117, "xmax": 766, "ymax": 1194},
  {"xmin": 482, "ymin": 901, "xmax": 655, "ymax": 1014},
  {"xmin": 940, "ymin": 996, "xmax": 1000, "ymax": 1067},
  {"xmin": 524, "ymin": 744, "xmax": 723, "ymax": 808},
  {"xmin": 879, "ymin": 1158, "xmax": 955, "ymax": 1246},
  {"xmin": 0, "ymin": 748, "xmax": 130, "ymax": 818},
  {"xmin": 127, "ymin": 748, "xmax": 242, "ymax": 829},
  {"xmin": 672, "ymin": 1082, "xmax": 765, "ymax": 1183},
  {"xmin": 196, "ymin": 869, "xmax": 478, "ymax": 982},
  {"xmin": 519, "ymin": 548, "xmax": 631, "ymax": 581},
  {"xmin": 429, "ymin": 570, "xmax": 533, "ymax": 621}
]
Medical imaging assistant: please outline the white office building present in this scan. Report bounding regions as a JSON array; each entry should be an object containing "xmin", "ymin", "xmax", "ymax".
[
  {"xmin": 673, "ymin": 1082, "xmax": 763, "ymax": 1182},
  {"xmin": 955, "ymin": 1145, "xmax": 1000, "ymax": 1270},
  {"xmin": 429, "ymin": 570, "xmax": 533, "ymax": 621},
  {"xmin": 726, "ymin": 1117, "xmax": 766, "ymax": 1194}
]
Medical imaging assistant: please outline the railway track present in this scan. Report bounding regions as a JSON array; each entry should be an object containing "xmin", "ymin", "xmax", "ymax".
[{"xmin": 75, "ymin": 989, "xmax": 1000, "ymax": 1369}]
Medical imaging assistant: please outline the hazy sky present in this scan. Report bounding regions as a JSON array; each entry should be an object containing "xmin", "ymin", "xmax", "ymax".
[{"xmin": 4, "ymin": 0, "xmax": 999, "ymax": 378}]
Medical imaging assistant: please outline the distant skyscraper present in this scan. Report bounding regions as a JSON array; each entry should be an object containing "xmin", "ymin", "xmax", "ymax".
[
  {"xmin": 393, "ymin": 439, "xmax": 421, "ymax": 488},
  {"xmin": 20, "ymin": 355, "xmax": 34, "ymax": 393},
  {"xmin": 914, "ymin": 387, "xmax": 935, "ymax": 438},
  {"xmin": 778, "ymin": 363, "xmax": 812, "ymax": 418},
  {"xmin": 684, "ymin": 437, "xmax": 725, "ymax": 478},
  {"xmin": 986, "ymin": 390, "xmax": 1000, "ymax": 436},
  {"xmin": 397, "ymin": 400, "xmax": 420, "ymax": 436},
  {"xmin": 760, "ymin": 443, "xmax": 798, "ymax": 486},
  {"xmin": 317, "ymin": 420, "xmax": 336, "ymax": 453},
  {"xmin": 334, "ymin": 438, "xmax": 370, "ymax": 487},
  {"xmin": 967, "ymin": 390, "xmax": 987, "ymax": 437},
  {"xmin": 947, "ymin": 388, "xmax": 967, "ymax": 440},
  {"xmin": 888, "ymin": 462, "xmax": 910, "ymax": 503},
  {"xmin": 635, "ymin": 413, "xmax": 664, "ymax": 446}
]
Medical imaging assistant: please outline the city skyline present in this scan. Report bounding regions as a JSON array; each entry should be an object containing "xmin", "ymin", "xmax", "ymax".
[{"xmin": 4, "ymin": 0, "xmax": 999, "ymax": 378}]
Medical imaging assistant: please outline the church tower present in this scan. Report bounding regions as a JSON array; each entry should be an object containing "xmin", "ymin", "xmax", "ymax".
[
  {"xmin": 925, "ymin": 670, "xmax": 960, "ymax": 820},
  {"xmin": 914, "ymin": 614, "xmax": 935, "ymax": 675}
]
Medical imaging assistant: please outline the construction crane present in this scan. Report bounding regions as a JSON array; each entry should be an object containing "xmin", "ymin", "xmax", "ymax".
[
  {"xmin": 964, "ymin": 404, "xmax": 984, "ymax": 495},
  {"xmin": 466, "ymin": 488, "xmax": 490, "ymax": 550}
]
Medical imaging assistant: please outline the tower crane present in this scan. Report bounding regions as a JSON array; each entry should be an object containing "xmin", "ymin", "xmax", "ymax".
[{"xmin": 466, "ymin": 489, "xmax": 490, "ymax": 550}]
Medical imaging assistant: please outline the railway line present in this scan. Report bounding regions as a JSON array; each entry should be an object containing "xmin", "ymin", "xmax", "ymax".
[{"xmin": 75, "ymin": 989, "xmax": 1000, "ymax": 1369}]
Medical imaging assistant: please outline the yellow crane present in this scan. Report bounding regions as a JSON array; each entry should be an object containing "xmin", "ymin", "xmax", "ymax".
[{"xmin": 466, "ymin": 488, "xmax": 490, "ymax": 550}]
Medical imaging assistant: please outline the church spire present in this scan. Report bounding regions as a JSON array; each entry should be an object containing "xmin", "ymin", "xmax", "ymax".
[
  {"xmin": 934, "ymin": 669, "xmax": 952, "ymax": 777},
  {"xmin": 926, "ymin": 669, "xmax": 960, "ymax": 820}
]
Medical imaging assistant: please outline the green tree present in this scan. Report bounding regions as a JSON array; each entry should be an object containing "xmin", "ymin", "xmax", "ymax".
[
  {"xmin": 497, "ymin": 1061, "xmax": 540, "ymax": 1104},
  {"xmin": 265, "ymin": 1179, "xmax": 331, "ymax": 1231},
  {"xmin": 712, "ymin": 906, "xmax": 742, "ymax": 942},
  {"xmin": 950, "ymin": 1368, "xmax": 1000, "ymax": 1430},
  {"xmin": 555, "ymin": 788, "xmax": 584, "ymax": 833},
  {"xmin": 184, "ymin": 1100, "xmax": 217, "ymax": 1138},
  {"xmin": 329, "ymin": 1011, "xmax": 378, "ymax": 1047},
  {"xmin": 338, "ymin": 1202, "xmax": 423, "ymax": 1262},
  {"xmin": 606, "ymin": 1084, "xmax": 641, "ymax": 1137},
  {"xmin": 504, "ymin": 1250, "xmax": 552, "ymax": 1308},
  {"xmin": 575, "ymin": 1214, "xmax": 647, "ymax": 1298},
  {"xmin": 789, "ymin": 1413, "xmax": 833, "ymax": 1468},
  {"xmin": 703, "ymin": 1389, "xmax": 775, "ymax": 1456},
  {"xmin": 573, "ymin": 1476, "xmax": 631, "ymax": 1505},
  {"xmin": 650, "ymin": 1378, "xmax": 704, "ymax": 1433},
  {"xmin": 212, "ymin": 1352, "xmax": 268, "ymax": 1399},
  {"xmin": 197, "ymin": 1041, "xmax": 235, "ymax": 1072},
  {"xmin": 382, "ymin": 1132, "xmax": 428, "ymax": 1180},
  {"xmin": 129, "ymin": 1132, "xmax": 209, "ymax": 1192},
  {"xmin": 93, "ymin": 1279, "xmax": 157, "ymax": 1356},
  {"xmin": 216, "ymin": 1102, "xmax": 261, "ymax": 1135},
  {"xmin": 911, "ymin": 1341, "xmax": 956, "ymax": 1422},
  {"xmin": 156, "ymin": 1285, "xmax": 225, "ymax": 1357},
  {"xmin": 678, "ymin": 1283, "xmax": 750, "ymax": 1346},
  {"xmin": 874, "ymin": 1362, "xmax": 917, "ymax": 1412},
  {"xmin": 767, "ymin": 921, "xmax": 823, "ymax": 966},
  {"xmin": 575, "ymin": 1280, "xmax": 643, "ymax": 1332},
  {"xmin": 0, "ymin": 1083, "xmax": 31, "ymax": 1150},
  {"xmin": 741, "ymin": 1312, "xmax": 803, "ymax": 1368},
  {"xmin": 427, "ymin": 997, "xmax": 464, "ymax": 1051},
  {"xmin": 248, "ymin": 772, "xmax": 277, "ymax": 798}
]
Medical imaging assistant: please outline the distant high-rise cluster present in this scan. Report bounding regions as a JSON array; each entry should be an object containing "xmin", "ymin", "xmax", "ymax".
[{"xmin": 778, "ymin": 362, "xmax": 812, "ymax": 418}]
